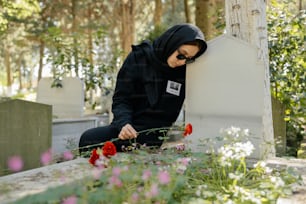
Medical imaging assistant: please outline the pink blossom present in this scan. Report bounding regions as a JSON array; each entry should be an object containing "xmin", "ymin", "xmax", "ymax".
[
  {"xmin": 180, "ymin": 157, "xmax": 191, "ymax": 166},
  {"xmin": 176, "ymin": 144, "xmax": 185, "ymax": 151},
  {"xmin": 142, "ymin": 169, "xmax": 152, "ymax": 181},
  {"xmin": 158, "ymin": 170, "xmax": 171, "ymax": 185},
  {"xmin": 155, "ymin": 161, "xmax": 161, "ymax": 165},
  {"xmin": 109, "ymin": 175, "xmax": 122, "ymax": 187},
  {"xmin": 7, "ymin": 156, "xmax": 23, "ymax": 172},
  {"xmin": 131, "ymin": 193, "xmax": 139, "ymax": 202},
  {"xmin": 92, "ymin": 168, "xmax": 103, "ymax": 180},
  {"xmin": 146, "ymin": 183, "xmax": 159, "ymax": 198},
  {"xmin": 41, "ymin": 149, "xmax": 52, "ymax": 166},
  {"xmin": 62, "ymin": 195, "xmax": 77, "ymax": 204},
  {"xmin": 63, "ymin": 151, "xmax": 74, "ymax": 161},
  {"xmin": 150, "ymin": 184, "xmax": 159, "ymax": 196},
  {"xmin": 112, "ymin": 167, "xmax": 121, "ymax": 176}
]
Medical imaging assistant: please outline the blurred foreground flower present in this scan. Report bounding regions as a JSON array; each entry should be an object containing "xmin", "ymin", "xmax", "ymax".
[
  {"xmin": 41, "ymin": 149, "xmax": 53, "ymax": 166},
  {"xmin": 63, "ymin": 151, "xmax": 74, "ymax": 161},
  {"xmin": 7, "ymin": 156, "xmax": 23, "ymax": 172},
  {"xmin": 62, "ymin": 195, "xmax": 77, "ymax": 204}
]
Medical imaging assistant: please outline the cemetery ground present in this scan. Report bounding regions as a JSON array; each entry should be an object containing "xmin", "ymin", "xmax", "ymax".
[{"xmin": 1, "ymin": 126, "xmax": 306, "ymax": 204}]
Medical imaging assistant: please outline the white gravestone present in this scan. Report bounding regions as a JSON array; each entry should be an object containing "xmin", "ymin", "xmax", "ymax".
[
  {"xmin": 37, "ymin": 77, "xmax": 84, "ymax": 118},
  {"xmin": 36, "ymin": 77, "xmax": 100, "ymax": 154},
  {"xmin": 186, "ymin": 34, "xmax": 274, "ymax": 159}
]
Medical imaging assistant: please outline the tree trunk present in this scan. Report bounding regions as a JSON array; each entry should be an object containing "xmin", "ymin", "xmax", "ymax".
[
  {"xmin": 4, "ymin": 47, "xmax": 12, "ymax": 96},
  {"xmin": 72, "ymin": 0, "xmax": 79, "ymax": 77},
  {"xmin": 154, "ymin": 0, "xmax": 162, "ymax": 27},
  {"xmin": 184, "ymin": 0, "xmax": 191, "ymax": 23},
  {"xmin": 225, "ymin": 0, "xmax": 275, "ymax": 157},
  {"xmin": 171, "ymin": 0, "xmax": 176, "ymax": 15},
  {"xmin": 17, "ymin": 53, "xmax": 23, "ymax": 90},
  {"xmin": 121, "ymin": 0, "xmax": 135, "ymax": 58},
  {"xmin": 195, "ymin": 0, "xmax": 224, "ymax": 40},
  {"xmin": 38, "ymin": 39, "xmax": 44, "ymax": 83}
]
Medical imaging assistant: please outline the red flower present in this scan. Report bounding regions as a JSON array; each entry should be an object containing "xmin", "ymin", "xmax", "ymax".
[
  {"xmin": 89, "ymin": 149, "xmax": 99, "ymax": 165},
  {"xmin": 183, "ymin": 123, "xmax": 192, "ymax": 137},
  {"xmin": 102, "ymin": 141, "xmax": 117, "ymax": 158}
]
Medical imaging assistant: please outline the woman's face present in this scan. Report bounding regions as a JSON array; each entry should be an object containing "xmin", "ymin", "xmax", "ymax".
[{"xmin": 167, "ymin": 44, "xmax": 200, "ymax": 68}]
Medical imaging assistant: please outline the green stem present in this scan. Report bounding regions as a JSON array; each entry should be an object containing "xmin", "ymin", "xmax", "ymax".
[{"xmin": 75, "ymin": 127, "xmax": 172, "ymax": 152}]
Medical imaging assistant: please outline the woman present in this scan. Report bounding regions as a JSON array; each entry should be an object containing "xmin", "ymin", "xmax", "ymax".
[{"xmin": 79, "ymin": 23, "xmax": 207, "ymax": 153}]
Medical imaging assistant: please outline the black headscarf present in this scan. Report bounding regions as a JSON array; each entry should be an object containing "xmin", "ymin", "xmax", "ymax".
[{"xmin": 153, "ymin": 23, "xmax": 207, "ymax": 64}]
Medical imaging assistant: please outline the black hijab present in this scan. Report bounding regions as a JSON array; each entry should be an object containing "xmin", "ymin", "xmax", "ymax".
[{"xmin": 153, "ymin": 23, "xmax": 207, "ymax": 64}]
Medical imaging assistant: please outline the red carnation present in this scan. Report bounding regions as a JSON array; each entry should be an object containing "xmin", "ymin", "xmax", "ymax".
[
  {"xmin": 183, "ymin": 123, "xmax": 192, "ymax": 137},
  {"xmin": 89, "ymin": 149, "xmax": 99, "ymax": 165},
  {"xmin": 102, "ymin": 141, "xmax": 117, "ymax": 158}
]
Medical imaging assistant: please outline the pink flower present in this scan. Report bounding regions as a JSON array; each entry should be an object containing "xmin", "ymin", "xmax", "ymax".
[
  {"xmin": 7, "ymin": 156, "xmax": 23, "ymax": 172},
  {"xmin": 158, "ymin": 170, "xmax": 171, "ymax": 185},
  {"xmin": 109, "ymin": 175, "xmax": 122, "ymax": 187},
  {"xmin": 180, "ymin": 157, "xmax": 191, "ymax": 166},
  {"xmin": 41, "ymin": 149, "xmax": 52, "ymax": 166},
  {"xmin": 112, "ymin": 167, "xmax": 121, "ymax": 176},
  {"xmin": 146, "ymin": 183, "xmax": 159, "ymax": 198},
  {"xmin": 142, "ymin": 169, "xmax": 152, "ymax": 181},
  {"xmin": 131, "ymin": 193, "xmax": 139, "ymax": 202},
  {"xmin": 62, "ymin": 195, "xmax": 77, "ymax": 204},
  {"xmin": 63, "ymin": 151, "xmax": 74, "ymax": 161},
  {"xmin": 92, "ymin": 168, "xmax": 103, "ymax": 180},
  {"xmin": 176, "ymin": 144, "xmax": 185, "ymax": 151}
]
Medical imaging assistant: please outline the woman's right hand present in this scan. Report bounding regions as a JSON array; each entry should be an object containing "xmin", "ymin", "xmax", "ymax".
[{"xmin": 118, "ymin": 124, "xmax": 137, "ymax": 140}]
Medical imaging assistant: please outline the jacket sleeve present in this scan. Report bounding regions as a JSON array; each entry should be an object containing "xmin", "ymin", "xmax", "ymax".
[{"xmin": 111, "ymin": 52, "xmax": 139, "ymax": 131}]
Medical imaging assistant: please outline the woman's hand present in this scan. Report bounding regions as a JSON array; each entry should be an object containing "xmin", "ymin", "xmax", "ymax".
[{"xmin": 119, "ymin": 124, "xmax": 137, "ymax": 140}]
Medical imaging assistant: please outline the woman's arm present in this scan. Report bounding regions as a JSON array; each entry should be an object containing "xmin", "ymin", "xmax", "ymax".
[{"xmin": 111, "ymin": 52, "xmax": 139, "ymax": 133}]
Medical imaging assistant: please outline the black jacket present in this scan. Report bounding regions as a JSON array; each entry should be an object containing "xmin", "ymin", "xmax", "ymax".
[{"xmin": 111, "ymin": 23, "xmax": 207, "ymax": 132}]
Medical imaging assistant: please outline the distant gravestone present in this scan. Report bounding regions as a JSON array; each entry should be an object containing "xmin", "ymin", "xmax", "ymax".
[
  {"xmin": 52, "ymin": 117, "xmax": 99, "ymax": 154},
  {"xmin": 36, "ymin": 77, "xmax": 84, "ymax": 118},
  {"xmin": 186, "ymin": 34, "xmax": 275, "ymax": 159},
  {"xmin": 0, "ymin": 99, "xmax": 52, "ymax": 175}
]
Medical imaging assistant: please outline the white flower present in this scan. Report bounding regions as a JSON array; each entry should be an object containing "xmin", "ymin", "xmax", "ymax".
[
  {"xmin": 218, "ymin": 141, "xmax": 254, "ymax": 166},
  {"xmin": 187, "ymin": 198, "xmax": 208, "ymax": 204},
  {"xmin": 229, "ymin": 172, "xmax": 243, "ymax": 180},
  {"xmin": 254, "ymin": 161, "xmax": 273, "ymax": 174},
  {"xmin": 176, "ymin": 164, "xmax": 187, "ymax": 174},
  {"xmin": 220, "ymin": 126, "xmax": 251, "ymax": 142},
  {"xmin": 195, "ymin": 185, "xmax": 208, "ymax": 197},
  {"xmin": 254, "ymin": 161, "xmax": 266, "ymax": 168},
  {"xmin": 270, "ymin": 176, "xmax": 285, "ymax": 187}
]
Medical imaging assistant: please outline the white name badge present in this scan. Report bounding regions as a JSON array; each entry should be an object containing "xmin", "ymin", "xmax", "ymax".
[{"xmin": 166, "ymin": 80, "xmax": 181, "ymax": 96}]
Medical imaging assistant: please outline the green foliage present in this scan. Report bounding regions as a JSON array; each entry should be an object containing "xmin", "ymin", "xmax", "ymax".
[
  {"xmin": 267, "ymin": 0, "xmax": 306, "ymax": 156},
  {"xmin": 0, "ymin": 0, "xmax": 40, "ymax": 34}
]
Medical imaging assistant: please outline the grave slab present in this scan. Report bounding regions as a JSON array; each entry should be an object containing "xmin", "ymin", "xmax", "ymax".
[
  {"xmin": 0, "ymin": 158, "xmax": 90, "ymax": 204},
  {"xmin": 1, "ymin": 156, "xmax": 305, "ymax": 204}
]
